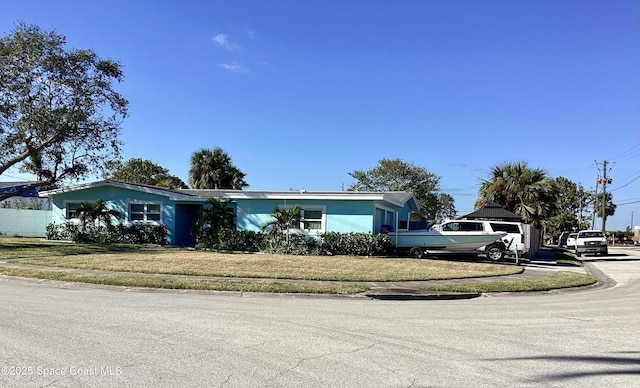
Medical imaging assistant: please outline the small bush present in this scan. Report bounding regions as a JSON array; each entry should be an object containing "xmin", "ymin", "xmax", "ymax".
[
  {"xmin": 262, "ymin": 233, "xmax": 320, "ymax": 255},
  {"xmin": 214, "ymin": 229, "xmax": 265, "ymax": 252},
  {"xmin": 320, "ymin": 232, "xmax": 395, "ymax": 256},
  {"xmin": 45, "ymin": 222, "xmax": 61, "ymax": 240}
]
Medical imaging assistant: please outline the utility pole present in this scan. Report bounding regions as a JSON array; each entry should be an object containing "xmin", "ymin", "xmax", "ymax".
[
  {"xmin": 592, "ymin": 175, "xmax": 599, "ymax": 230},
  {"xmin": 593, "ymin": 160, "xmax": 612, "ymax": 232},
  {"xmin": 602, "ymin": 160, "xmax": 608, "ymax": 232}
]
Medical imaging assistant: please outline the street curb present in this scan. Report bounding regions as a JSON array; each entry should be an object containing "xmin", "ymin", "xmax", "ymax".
[
  {"xmin": 582, "ymin": 261, "xmax": 617, "ymax": 290},
  {"xmin": 363, "ymin": 288, "xmax": 480, "ymax": 300}
]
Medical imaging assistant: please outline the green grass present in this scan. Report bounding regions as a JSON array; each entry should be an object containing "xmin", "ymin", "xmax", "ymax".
[
  {"xmin": 10, "ymin": 250, "xmax": 525, "ymax": 281},
  {"xmin": 552, "ymin": 247, "xmax": 583, "ymax": 266},
  {"xmin": 422, "ymin": 271, "xmax": 596, "ymax": 293},
  {"xmin": 0, "ymin": 238, "xmax": 598, "ymax": 294},
  {"xmin": 0, "ymin": 237, "xmax": 141, "ymax": 258},
  {"xmin": 0, "ymin": 267, "xmax": 368, "ymax": 294}
]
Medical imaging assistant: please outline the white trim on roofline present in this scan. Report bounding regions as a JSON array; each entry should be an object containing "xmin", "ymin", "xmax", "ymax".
[
  {"xmin": 39, "ymin": 180, "xmax": 205, "ymax": 203},
  {"xmin": 191, "ymin": 190, "xmax": 412, "ymax": 207}
]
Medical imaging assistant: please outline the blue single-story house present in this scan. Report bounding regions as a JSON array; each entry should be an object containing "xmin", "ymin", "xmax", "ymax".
[{"xmin": 39, "ymin": 180, "xmax": 420, "ymax": 246}]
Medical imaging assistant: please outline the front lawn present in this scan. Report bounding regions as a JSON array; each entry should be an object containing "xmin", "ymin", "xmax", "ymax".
[
  {"xmin": 8, "ymin": 249, "xmax": 523, "ymax": 282},
  {"xmin": 0, "ymin": 237, "xmax": 142, "ymax": 258},
  {"xmin": 1, "ymin": 238, "xmax": 596, "ymax": 295},
  {"xmin": 0, "ymin": 267, "xmax": 369, "ymax": 294}
]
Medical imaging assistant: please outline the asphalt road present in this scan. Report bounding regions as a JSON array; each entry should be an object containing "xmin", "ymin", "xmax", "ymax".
[{"xmin": 1, "ymin": 247, "xmax": 639, "ymax": 387}]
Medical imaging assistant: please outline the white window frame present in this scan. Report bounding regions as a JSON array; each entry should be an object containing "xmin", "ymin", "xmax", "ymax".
[
  {"xmin": 63, "ymin": 201, "xmax": 85, "ymax": 220},
  {"xmin": 127, "ymin": 202, "xmax": 162, "ymax": 224},
  {"xmin": 277, "ymin": 205, "xmax": 325, "ymax": 235},
  {"xmin": 300, "ymin": 207, "xmax": 325, "ymax": 233},
  {"xmin": 375, "ymin": 205, "xmax": 396, "ymax": 232}
]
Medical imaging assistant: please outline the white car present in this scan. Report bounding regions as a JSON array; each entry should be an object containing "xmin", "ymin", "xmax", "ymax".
[
  {"xmin": 566, "ymin": 233, "xmax": 578, "ymax": 249},
  {"xmin": 575, "ymin": 230, "xmax": 608, "ymax": 257}
]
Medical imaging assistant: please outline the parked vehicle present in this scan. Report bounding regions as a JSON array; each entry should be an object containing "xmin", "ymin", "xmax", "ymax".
[
  {"xmin": 558, "ymin": 231, "xmax": 572, "ymax": 247},
  {"xmin": 566, "ymin": 233, "xmax": 578, "ymax": 249},
  {"xmin": 575, "ymin": 230, "xmax": 608, "ymax": 257},
  {"xmin": 391, "ymin": 228, "xmax": 507, "ymax": 259},
  {"xmin": 618, "ymin": 237, "xmax": 636, "ymax": 245},
  {"xmin": 431, "ymin": 220, "xmax": 527, "ymax": 261}
]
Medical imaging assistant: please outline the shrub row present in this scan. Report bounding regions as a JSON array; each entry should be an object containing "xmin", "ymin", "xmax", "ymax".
[
  {"xmin": 195, "ymin": 229, "xmax": 396, "ymax": 257},
  {"xmin": 46, "ymin": 222, "xmax": 396, "ymax": 257},
  {"xmin": 45, "ymin": 222, "xmax": 168, "ymax": 245}
]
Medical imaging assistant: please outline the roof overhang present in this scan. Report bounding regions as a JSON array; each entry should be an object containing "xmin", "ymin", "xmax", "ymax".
[
  {"xmin": 38, "ymin": 181, "xmax": 418, "ymax": 209},
  {"xmin": 182, "ymin": 190, "xmax": 418, "ymax": 209},
  {"xmin": 39, "ymin": 180, "xmax": 206, "ymax": 203}
]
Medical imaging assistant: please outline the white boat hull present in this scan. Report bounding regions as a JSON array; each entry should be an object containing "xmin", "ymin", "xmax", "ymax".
[{"xmin": 392, "ymin": 230, "xmax": 507, "ymax": 251}]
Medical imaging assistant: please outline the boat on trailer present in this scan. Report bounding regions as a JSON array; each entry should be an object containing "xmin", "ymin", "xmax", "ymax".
[{"xmin": 391, "ymin": 229, "xmax": 507, "ymax": 258}]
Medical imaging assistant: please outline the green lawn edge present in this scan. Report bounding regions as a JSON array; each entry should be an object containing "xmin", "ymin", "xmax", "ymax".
[
  {"xmin": 0, "ymin": 267, "xmax": 368, "ymax": 295},
  {"xmin": 421, "ymin": 271, "xmax": 596, "ymax": 293}
]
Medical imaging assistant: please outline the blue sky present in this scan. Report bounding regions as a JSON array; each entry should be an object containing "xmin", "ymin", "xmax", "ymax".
[{"xmin": 2, "ymin": 1, "xmax": 639, "ymax": 231}]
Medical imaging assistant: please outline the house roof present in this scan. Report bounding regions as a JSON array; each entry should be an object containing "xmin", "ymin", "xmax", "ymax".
[
  {"xmin": 457, "ymin": 202, "xmax": 523, "ymax": 222},
  {"xmin": 182, "ymin": 189, "xmax": 418, "ymax": 209},
  {"xmin": 0, "ymin": 181, "xmax": 37, "ymax": 188},
  {"xmin": 1, "ymin": 181, "xmax": 53, "ymax": 198},
  {"xmin": 39, "ymin": 180, "xmax": 419, "ymax": 209},
  {"xmin": 39, "ymin": 180, "xmax": 204, "ymax": 202}
]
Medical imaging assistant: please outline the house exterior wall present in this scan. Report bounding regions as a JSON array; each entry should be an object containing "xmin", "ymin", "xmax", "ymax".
[
  {"xmin": 233, "ymin": 199, "xmax": 380, "ymax": 234},
  {"xmin": 50, "ymin": 186, "xmax": 180, "ymax": 245},
  {"xmin": 326, "ymin": 201, "xmax": 375, "ymax": 233}
]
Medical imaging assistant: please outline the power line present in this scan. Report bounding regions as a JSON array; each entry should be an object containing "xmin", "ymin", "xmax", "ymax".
[
  {"xmin": 0, "ymin": 174, "xmax": 32, "ymax": 182},
  {"xmin": 613, "ymin": 152, "xmax": 640, "ymax": 164},
  {"xmin": 616, "ymin": 199, "xmax": 640, "ymax": 206},
  {"xmin": 609, "ymin": 143, "xmax": 640, "ymax": 162},
  {"xmin": 609, "ymin": 174, "xmax": 640, "ymax": 192}
]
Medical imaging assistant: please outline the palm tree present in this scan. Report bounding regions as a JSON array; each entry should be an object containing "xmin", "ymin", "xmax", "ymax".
[
  {"xmin": 190, "ymin": 198, "xmax": 235, "ymax": 247},
  {"xmin": 76, "ymin": 200, "xmax": 121, "ymax": 231},
  {"xmin": 592, "ymin": 191, "xmax": 616, "ymax": 230},
  {"xmin": 189, "ymin": 148, "xmax": 248, "ymax": 189},
  {"xmin": 261, "ymin": 206, "xmax": 303, "ymax": 243},
  {"xmin": 476, "ymin": 162, "xmax": 556, "ymax": 227}
]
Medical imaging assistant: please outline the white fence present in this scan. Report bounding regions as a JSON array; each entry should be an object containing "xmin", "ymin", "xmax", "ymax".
[{"xmin": 0, "ymin": 209, "xmax": 52, "ymax": 237}]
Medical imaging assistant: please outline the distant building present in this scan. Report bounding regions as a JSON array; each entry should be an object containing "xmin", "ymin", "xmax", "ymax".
[{"xmin": 0, "ymin": 182, "xmax": 52, "ymax": 210}]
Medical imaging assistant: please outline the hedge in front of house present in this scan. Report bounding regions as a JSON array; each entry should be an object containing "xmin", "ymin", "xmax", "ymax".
[
  {"xmin": 45, "ymin": 222, "xmax": 168, "ymax": 245},
  {"xmin": 200, "ymin": 229, "xmax": 266, "ymax": 252},
  {"xmin": 203, "ymin": 230, "xmax": 395, "ymax": 257}
]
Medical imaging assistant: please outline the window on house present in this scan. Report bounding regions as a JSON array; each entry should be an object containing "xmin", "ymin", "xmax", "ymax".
[
  {"xmin": 66, "ymin": 203, "xmax": 82, "ymax": 219},
  {"xmin": 385, "ymin": 210, "xmax": 394, "ymax": 226},
  {"xmin": 301, "ymin": 209, "xmax": 322, "ymax": 230},
  {"xmin": 129, "ymin": 203, "xmax": 161, "ymax": 222}
]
